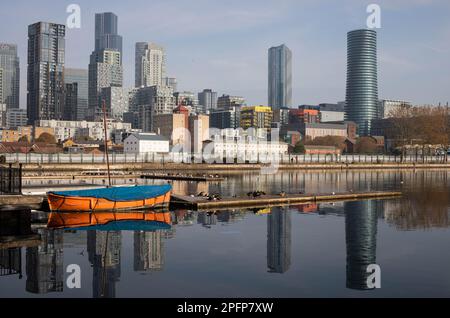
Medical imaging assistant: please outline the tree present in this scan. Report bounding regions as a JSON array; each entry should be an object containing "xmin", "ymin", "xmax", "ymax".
[
  {"xmin": 293, "ymin": 141, "xmax": 305, "ymax": 154},
  {"xmin": 18, "ymin": 136, "xmax": 29, "ymax": 143},
  {"xmin": 36, "ymin": 132, "xmax": 57, "ymax": 144}
]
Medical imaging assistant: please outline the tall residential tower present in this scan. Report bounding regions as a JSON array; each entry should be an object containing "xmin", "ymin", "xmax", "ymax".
[
  {"xmin": 135, "ymin": 42, "xmax": 166, "ymax": 87},
  {"xmin": 268, "ymin": 44, "xmax": 292, "ymax": 110},
  {"xmin": 27, "ymin": 22, "xmax": 65, "ymax": 124},
  {"xmin": 345, "ymin": 29, "xmax": 379, "ymax": 136},
  {"xmin": 0, "ymin": 43, "xmax": 20, "ymax": 110}
]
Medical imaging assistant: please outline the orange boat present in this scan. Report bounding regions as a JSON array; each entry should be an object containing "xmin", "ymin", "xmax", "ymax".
[
  {"xmin": 47, "ymin": 185, "xmax": 172, "ymax": 212},
  {"xmin": 47, "ymin": 210, "xmax": 172, "ymax": 230}
]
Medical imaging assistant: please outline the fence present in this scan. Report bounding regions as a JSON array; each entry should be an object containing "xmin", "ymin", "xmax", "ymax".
[
  {"xmin": 0, "ymin": 164, "xmax": 23, "ymax": 195},
  {"xmin": 1, "ymin": 152, "xmax": 449, "ymax": 165}
]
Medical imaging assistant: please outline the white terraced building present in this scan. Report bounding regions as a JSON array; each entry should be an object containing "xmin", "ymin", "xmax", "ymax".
[{"xmin": 124, "ymin": 133, "xmax": 170, "ymax": 154}]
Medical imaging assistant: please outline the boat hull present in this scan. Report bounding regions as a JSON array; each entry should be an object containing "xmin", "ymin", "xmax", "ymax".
[{"xmin": 47, "ymin": 186, "xmax": 172, "ymax": 212}]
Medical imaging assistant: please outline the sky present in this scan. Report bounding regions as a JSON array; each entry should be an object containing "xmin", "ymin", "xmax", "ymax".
[{"xmin": 0, "ymin": 0, "xmax": 449, "ymax": 108}]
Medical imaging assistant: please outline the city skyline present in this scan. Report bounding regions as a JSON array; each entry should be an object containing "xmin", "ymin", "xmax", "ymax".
[{"xmin": 0, "ymin": 0, "xmax": 449, "ymax": 109}]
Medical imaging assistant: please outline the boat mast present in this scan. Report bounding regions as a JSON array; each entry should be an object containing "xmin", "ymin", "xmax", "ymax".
[{"xmin": 102, "ymin": 99, "xmax": 112, "ymax": 187}]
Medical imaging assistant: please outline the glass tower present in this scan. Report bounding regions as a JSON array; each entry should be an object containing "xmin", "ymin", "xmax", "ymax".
[
  {"xmin": 345, "ymin": 29, "xmax": 379, "ymax": 136},
  {"xmin": 268, "ymin": 44, "xmax": 292, "ymax": 109},
  {"xmin": 0, "ymin": 43, "xmax": 20, "ymax": 110},
  {"xmin": 95, "ymin": 12, "xmax": 123, "ymax": 59}
]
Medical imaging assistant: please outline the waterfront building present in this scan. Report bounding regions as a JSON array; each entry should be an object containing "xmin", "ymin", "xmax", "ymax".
[
  {"xmin": 302, "ymin": 122, "xmax": 348, "ymax": 141},
  {"xmin": 198, "ymin": 89, "xmax": 218, "ymax": 113},
  {"xmin": 289, "ymin": 107, "xmax": 320, "ymax": 126},
  {"xmin": 36, "ymin": 119, "xmax": 131, "ymax": 142},
  {"xmin": 27, "ymin": 22, "xmax": 66, "ymax": 124},
  {"xmin": 123, "ymin": 133, "xmax": 170, "ymax": 154},
  {"xmin": 65, "ymin": 68, "xmax": 88, "ymax": 121},
  {"xmin": 135, "ymin": 42, "xmax": 166, "ymax": 87},
  {"xmin": 88, "ymin": 49, "xmax": 123, "ymax": 120},
  {"xmin": 210, "ymin": 106, "xmax": 241, "ymax": 130},
  {"xmin": 267, "ymin": 207, "xmax": 291, "ymax": 273},
  {"xmin": 240, "ymin": 106, "xmax": 273, "ymax": 130},
  {"xmin": 268, "ymin": 44, "xmax": 292, "ymax": 109},
  {"xmin": 153, "ymin": 105, "xmax": 189, "ymax": 149},
  {"xmin": 0, "ymin": 43, "xmax": 20, "ymax": 110},
  {"xmin": 378, "ymin": 100, "xmax": 412, "ymax": 119},
  {"xmin": 345, "ymin": 29, "xmax": 379, "ymax": 136},
  {"xmin": 189, "ymin": 114, "xmax": 210, "ymax": 154},
  {"xmin": 319, "ymin": 103, "xmax": 345, "ymax": 122},
  {"xmin": 95, "ymin": 12, "xmax": 122, "ymax": 61}
]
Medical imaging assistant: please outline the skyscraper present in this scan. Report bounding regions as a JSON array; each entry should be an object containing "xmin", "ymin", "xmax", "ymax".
[
  {"xmin": 135, "ymin": 42, "xmax": 166, "ymax": 87},
  {"xmin": 345, "ymin": 29, "xmax": 379, "ymax": 136},
  {"xmin": 0, "ymin": 43, "xmax": 20, "ymax": 110},
  {"xmin": 95, "ymin": 12, "xmax": 123, "ymax": 60},
  {"xmin": 198, "ymin": 89, "xmax": 218, "ymax": 113},
  {"xmin": 268, "ymin": 44, "xmax": 292, "ymax": 109},
  {"xmin": 27, "ymin": 22, "xmax": 66, "ymax": 124},
  {"xmin": 88, "ymin": 49, "xmax": 123, "ymax": 120},
  {"xmin": 65, "ymin": 68, "xmax": 88, "ymax": 121}
]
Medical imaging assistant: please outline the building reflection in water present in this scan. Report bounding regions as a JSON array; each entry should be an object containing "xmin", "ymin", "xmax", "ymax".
[
  {"xmin": 344, "ymin": 200, "xmax": 380, "ymax": 290},
  {"xmin": 87, "ymin": 231, "xmax": 121, "ymax": 298},
  {"xmin": 134, "ymin": 231, "xmax": 164, "ymax": 272},
  {"xmin": 267, "ymin": 207, "xmax": 291, "ymax": 274},
  {"xmin": 26, "ymin": 229, "xmax": 64, "ymax": 294}
]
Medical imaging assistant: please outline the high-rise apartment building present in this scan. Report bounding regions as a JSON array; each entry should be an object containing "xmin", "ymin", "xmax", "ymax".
[
  {"xmin": 100, "ymin": 86, "xmax": 129, "ymax": 121},
  {"xmin": 65, "ymin": 68, "xmax": 88, "ymax": 121},
  {"xmin": 95, "ymin": 13, "xmax": 122, "ymax": 61},
  {"xmin": 27, "ymin": 22, "xmax": 66, "ymax": 124},
  {"xmin": 268, "ymin": 44, "xmax": 292, "ymax": 109},
  {"xmin": 88, "ymin": 49, "xmax": 123, "ymax": 120},
  {"xmin": 217, "ymin": 95, "xmax": 245, "ymax": 110},
  {"xmin": 345, "ymin": 29, "xmax": 379, "ymax": 136},
  {"xmin": 0, "ymin": 43, "xmax": 20, "ymax": 110},
  {"xmin": 240, "ymin": 106, "xmax": 273, "ymax": 130},
  {"xmin": 135, "ymin": 42, "xmax": 166, "ymax": 87}
]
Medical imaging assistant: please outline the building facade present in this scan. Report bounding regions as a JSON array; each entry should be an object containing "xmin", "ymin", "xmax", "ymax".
[
  {"xmin": 95, "ymin": 12, "xmax": 122, "ymax": 61},
  {"xmin": 124, "ymin": 133, "xmax": 170, "ymax": 154},
  {"xmin": 135, "ymin": 42, "xmax": 166, "ymax": 87},
  {"xmin": 217, "ymin": 95, "xmax": 245, "ymax": 110},
  {"xmin": 88, "ymin": 49, "xmax": 123, "ymax": 120},
  {"xmin": 210, "ymin": 106, "xmax": 241, "ymax": 130},
  {"xmin": 27, "ymin": 22, "xmax": 66, "ymax": 124},
  {"xmin": 268, "ymin": 44, "xmax": 292, "ymax": 109},
  {"xmin": 65, "ymin": 68, "xmax": 88, "ymax": 121},
  {"xmin": 240, "ymin": 106, "xmax": 273, "ymax": 130},
  {"xmin": 198, "ymin": 89, "xmax": 218, "ymax": 113},
  {"xmin": 0, "ymin": 43, "xmax": 20, "ymax": 110},
  {"xmin": 100, "ymin": 87, "xmax": 129, "ymax": 121},
  {"xmin": 378, "ymin": 100, "xmax": 412, "ymax": 119},
  {"xmin": 345, "ymin": 29, "xmax": 379, "ymax": 136}
]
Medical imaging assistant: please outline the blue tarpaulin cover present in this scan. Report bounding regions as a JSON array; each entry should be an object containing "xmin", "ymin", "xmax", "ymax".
[{"xmin": 49, "ymin": 185, "xmax": 172, "ymax": 202}]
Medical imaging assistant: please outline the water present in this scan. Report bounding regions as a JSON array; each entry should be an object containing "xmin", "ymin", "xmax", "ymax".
[{"xmin": 1, "ymin": 170, "xmax": 450, "ymax": 298}]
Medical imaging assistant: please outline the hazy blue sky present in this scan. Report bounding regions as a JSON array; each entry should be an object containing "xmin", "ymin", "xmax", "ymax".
[{"xmin": 0, "ymin": 0, "xmax": 449, "ymax": 107}]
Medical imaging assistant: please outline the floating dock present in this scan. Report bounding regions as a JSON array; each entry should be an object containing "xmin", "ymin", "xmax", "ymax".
[
  {"xmin": 141, "ymin": 174, "xmax": 225, "ymax": 182},
  {"xmin": 170, "ymin": 191, "xmax": 402, "ymax": 211}
]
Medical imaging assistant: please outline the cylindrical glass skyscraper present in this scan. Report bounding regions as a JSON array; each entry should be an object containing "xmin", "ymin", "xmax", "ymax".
[{"xmin": 345, "ymin": 29, "xmax": 379, "ymax": 136}]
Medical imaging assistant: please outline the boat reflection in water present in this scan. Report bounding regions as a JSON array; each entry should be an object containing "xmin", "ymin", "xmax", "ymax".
[{"xmin": 47, "ymin": 210, "xmax": 172, "ymax": 298}]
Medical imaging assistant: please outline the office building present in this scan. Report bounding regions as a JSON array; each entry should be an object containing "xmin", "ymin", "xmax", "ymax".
[
  {"xmin": 217, "ymin": 95, "xmax": 245, "ymax": 110},
  {"xmin": 65, "ymin": 68, "xmax": 88, "ymax": 121},
  {"xmin": 6, "ymin": 109, "xmax": 28, "ymax": 129},
  {"xmin": 345, "ymin": 29, "xmax": 379, "ymax": 136},
  {"xmin": 174, "ymin": 91, "xmax": 199, "ymax": 112},
  {"xmin": 0, "ymin": 43, "xmax": 20, "ymax": 109},
  {"xmin": 135, "ymin": 42, "xmax": 166, "ymax": 87},
  {"xmin": 268, "ymin": 44, "xmax": 292, "ymax": 109},
  {"xmin": 198, "ymin": 89, "xmax": 218, "ymax": 113},
  {"xmin": 210, "ymin": 106, "xmax": 241, "ymax": 130},
  {"xmin": 27, "ymin": 22, "xmax": 66, "ymax": 124},
  {"xmin": 319, "ymin": 103, "xmax": 345, "ymax": 122}
]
